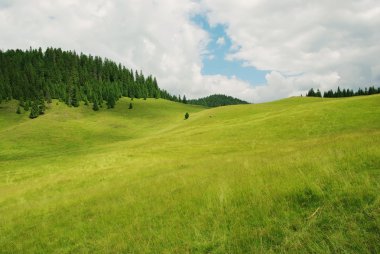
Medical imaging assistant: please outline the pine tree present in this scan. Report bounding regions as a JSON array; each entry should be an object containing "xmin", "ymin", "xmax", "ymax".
[
  {"xmin": 106, "ymin": 94, "xmax": 115, "ymax": 109},
  {"xmin": 92, "ymin": 100, "xmax": 99, "ymax": 111},
  {"xmin": 184, "ymin": 112, "xmax": 189, "ymax": 120},
  {"xmin": 307, "ymin": 88, "xmax": 316, "ymax": 97},
  {"xmin": 29, "ymin": 101, "xmax": 39, "ymax": 119},
  {"xmin": 336, "ymin": 87, "xmax": 342, "ymax": 97},
  {"xmin": 129, "ymin": 102, "xmax": 133, "ymax": 109},
  {"xmin": 38, "ymin": 99, "xmax": 46, "ymax": 115},
  {"xmin": 46, "ymin": 90, "xmax": 52, "ymax": 103},
  {"xmin": 368, "ymin": 86, "xmax": 376, "ymax": 95},
  {"xmin": 24, "ymin": 100, "xmax": 30, "ymax": 111},
  {"xmin": 182, "ymin": 95, "xmax": 187, "ymax": 104},
  {"xmin": 342, "ymin": 89, "xmax": 346, "ymax": 97},
  {"xmin": 71, "ymin": 87, "xmax": 80, "ymax": 107}
]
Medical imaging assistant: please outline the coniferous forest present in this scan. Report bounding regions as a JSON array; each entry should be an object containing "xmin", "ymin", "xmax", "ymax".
[
  {"xmin": 0, "ymin": 48, "xmax": 179, "ymax": 118},
  {"xmin": 306, "ymin": 86, "xmax": 380, "ymax": 98},
  {"xmin": 188, "ymin": 94, "xmax": 249, "ymax": 107}
]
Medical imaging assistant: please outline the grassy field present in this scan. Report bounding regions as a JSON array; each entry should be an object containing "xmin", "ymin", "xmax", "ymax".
[{"xmin": 0, "ymin": 95, "xmax": 379, "ymax": 253}]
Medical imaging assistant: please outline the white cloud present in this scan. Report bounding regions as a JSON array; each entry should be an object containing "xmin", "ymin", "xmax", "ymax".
[
  {"xmin": 0, "ymin": 0, "xmax": 214, "ymax": 98},
  {"xmin": 0, "ymin": 0, "xmax": 379, "ymax": 103},
  {"xmin": 216, "ymin": 36, "xmax": 225, "ymax": 46},
  {"xmin": 203, "ymin": 0, "xmax": 380, "ymax": 101}
]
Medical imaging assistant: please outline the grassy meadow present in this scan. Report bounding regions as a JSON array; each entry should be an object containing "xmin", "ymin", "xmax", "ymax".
[{"xmin": 0, "ymin": 95, "xmax": 379, "ymax": 253}]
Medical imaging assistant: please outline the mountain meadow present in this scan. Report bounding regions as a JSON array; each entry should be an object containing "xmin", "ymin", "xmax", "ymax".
[
  {"xmin": 1, "ymin": 93, "xmax": 379, "ymax": 253},
  {"xmin": 2, "ymin": 0, "xmax": 380, "ymax": 251}
]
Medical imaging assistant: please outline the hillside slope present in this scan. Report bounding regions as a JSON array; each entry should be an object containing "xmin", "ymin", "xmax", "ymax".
[{"xmin": 0, "ymin": 95, "xmax": 379, "ymax": 253}]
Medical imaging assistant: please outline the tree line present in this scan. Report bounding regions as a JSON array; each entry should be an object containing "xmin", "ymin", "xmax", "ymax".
[
  {"xmin": 306, "ymin": 86, "xmax": 380, "ymax": 98},
  {"xmin": 0, "ymin": 47, "xmax": 184, "ymax": 118},
  {"xmin": 188, "ymin": 94, "xmax": 249, "ymax": 107}
]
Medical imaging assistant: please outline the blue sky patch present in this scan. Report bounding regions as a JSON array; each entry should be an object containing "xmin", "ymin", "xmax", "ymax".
[{"xmin": 192, "ymin": 15, "xmax": 268, "ymax": 86}]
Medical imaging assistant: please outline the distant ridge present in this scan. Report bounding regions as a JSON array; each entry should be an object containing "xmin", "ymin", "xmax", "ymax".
[{"xmin": 188, "ymin": 94, "xmax": 249, "ymax": 107}]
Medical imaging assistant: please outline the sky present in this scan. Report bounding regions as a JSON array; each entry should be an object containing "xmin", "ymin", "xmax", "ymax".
[{"xmin": 1, "ymin": 0, "xmax": 379, "ymax": 102}]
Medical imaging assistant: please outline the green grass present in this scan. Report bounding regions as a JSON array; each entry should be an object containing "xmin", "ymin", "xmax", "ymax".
[{"xmin": 0, "ymin": 95, "xmax": 379, "ymax": 253}]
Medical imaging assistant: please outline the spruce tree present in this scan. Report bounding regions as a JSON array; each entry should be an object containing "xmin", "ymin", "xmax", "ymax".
[
  {"xmin": 46, "ymin": 90, "xmax": 52, "ymax": 103},
  {"xmin": 337, "ymin": 87, "xmax": 342, "ymax": 97},
  {"xmin": 38, "ymin": 99, "xmax": 46, "ymax": 115},
  {"xmin": 129, "ymin": 102, "xmax": 133, "ymax": 109},
  {"xmin": 307, "ymin": 88, "xmax": 316, "ymax": 97},
  {"xmin": 184, "ymin": 112, "xmax": 189, "ymax": 120},
  {"xmin": 182, "ymin": 95, "xmax": 187, "ymax": 104},
  {"xmin": 24, "ymin": 100, "xmax": 30, "ymax": 111},
  {"xmin": 29, "ymin": 101, "xmax": 39, "ymax": 119},
  {"xmin": 71, "ymin": 87, "xmax": 80, "ymax": 107},
  {"xmin": 106, "ymin": 95, "xmax": 115, "ymax": 109},
  {"xmin": 368, "ymin": 86, "xmax": 375, "ymax": 95},
  {"xmin": 92, "ymin": 101, "xmax": 99, "ymax": 111}
]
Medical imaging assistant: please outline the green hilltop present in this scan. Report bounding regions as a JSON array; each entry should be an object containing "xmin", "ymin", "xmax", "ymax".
[
  {"xmin": 0, "ymin": 95, "xmax": 379, "ymax": 253},
  {"xmin": 188, "ymin": 94, "xmax": 249, "ymax": 107}
]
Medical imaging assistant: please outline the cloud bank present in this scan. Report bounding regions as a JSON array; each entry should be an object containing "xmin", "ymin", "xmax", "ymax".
[
  {"xmin": 1, "ymin": 0, "xmax": 379, "ymax": 102},
  {"xmin": 203, "ymin": 0, "xmax": 380, "ymax": 101}
]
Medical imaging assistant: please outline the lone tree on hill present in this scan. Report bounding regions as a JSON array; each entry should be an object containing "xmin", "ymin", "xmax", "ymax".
[{"xmin": 184, "ymin": 112, "xmax": 189, "ymax": 120}]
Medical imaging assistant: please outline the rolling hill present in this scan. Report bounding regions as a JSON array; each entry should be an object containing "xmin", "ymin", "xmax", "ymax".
[
  {"xmin": 0, "ymin": 95, "xmax": 379, "ymax": 253},
  {"xmin": 188, "ymin": 94, "xmax": 249, "ymax": 107}
]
